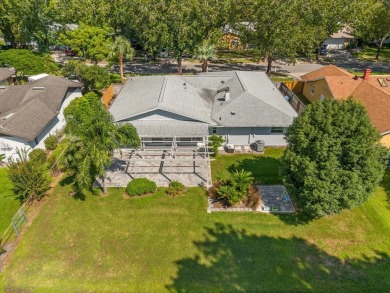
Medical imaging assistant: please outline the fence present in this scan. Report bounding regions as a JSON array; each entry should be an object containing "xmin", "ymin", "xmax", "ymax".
[
  {"xmin": 0, "ymin": 136, "xmax": 74, "ymax": 254},
  {"xmin": 282, "ymin": 81, "xmax": 304, "ymax": 94},
  {"xmin": 275, "ymin": 82, "xmax": 306, "ymax": 114},
  {"xmin": 101, "ymin": 83, "xmax": 124, "ymax": 108}
]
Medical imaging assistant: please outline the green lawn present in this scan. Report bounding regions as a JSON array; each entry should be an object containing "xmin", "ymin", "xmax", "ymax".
[
  {"xmin": 211, "ymin": 148, "xmax": 285, "ymax": 184},
  {"xmin": 352, "ymin": 46, "xmax": 390, "ymax": 62},
  {"xmin": 0, "ymin": 168, "xmax": 20, "ymax": 234},
  {"xmin": 1, "ymin": 153, "xmax": 390, "ymax": 291}
]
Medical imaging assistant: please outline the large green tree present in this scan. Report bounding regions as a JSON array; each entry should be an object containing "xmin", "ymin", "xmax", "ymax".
[
  {"xmin": 282, "ymin": 98, "xmax": 387, "ymax": 218},
  {"xmin": 0, "ymin": 49, "xmax": 59, "ymax": 77},
  {"xmin": 63, "ymin": 92, "xmax": 140, "ymax": 194},
  {"xmin": 240, "ymin": 0, "xmax": 320, "ymax": 74},
  {"xmin": 60, "ymin": 24, "xmax": 113, "ymax": 62},
  {"xmin": 352, "ymin": 0, "xmax": 390, "ymax": 60}
]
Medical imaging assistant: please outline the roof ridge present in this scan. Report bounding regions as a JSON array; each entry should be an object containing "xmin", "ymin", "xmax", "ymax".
[
  {"xmin": 235, "ymin": 71, "xmax": 248, "ymax": 91},
  {"xmin": 158, "ymin": 77, "xmax": 167, "ymax": 103}
]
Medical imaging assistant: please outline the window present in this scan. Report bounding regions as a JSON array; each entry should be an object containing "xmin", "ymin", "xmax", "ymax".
[
  {"xmin": 212, "ymin": 127, "xmax": 217, "ymax": 134},
  {"xmin": 271, "ymin": 127, "xmax": 285, "ymax": 134},
  {"xmin": 311, "ymin": 85, "xmax": 315, "ymax": 95}
]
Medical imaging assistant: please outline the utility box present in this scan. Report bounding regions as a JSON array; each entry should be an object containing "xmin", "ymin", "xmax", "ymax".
[{"xmin": 254, "ymin": 140, "xmax": 265, "ymax": 152}]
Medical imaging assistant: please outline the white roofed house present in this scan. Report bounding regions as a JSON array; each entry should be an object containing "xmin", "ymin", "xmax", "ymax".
[
  {"xmin": 109, "ymin": 71, "xmax": 297, "ymax": 148},
  {"xmin": 0, "ymin": 76, "xmax": 82, "ymax": 160}
]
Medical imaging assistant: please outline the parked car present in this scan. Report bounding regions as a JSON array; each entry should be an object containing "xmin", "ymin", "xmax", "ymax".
[
  {"xmin": 319, "ymin": 44, "xmax": 328, "ymax": 56},
  {"xmin": 65, "ymin": 47, "xmax": 76, "ymax": 56}
]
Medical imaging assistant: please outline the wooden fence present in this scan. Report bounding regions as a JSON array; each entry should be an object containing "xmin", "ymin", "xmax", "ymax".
[
  {"xmin": 101, "ymin": 84, "xmax": 115, "ymax": 108},
  {"xmin": 276, "ymin": 82, "xmax": 306, "ymax": 114},
  {"xmin": 282, "ymin": 81, "xmax": 304, "ymax": 94}
]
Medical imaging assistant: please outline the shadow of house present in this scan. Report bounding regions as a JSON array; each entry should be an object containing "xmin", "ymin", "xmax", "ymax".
[
  {"xmin": 382, "ymin": 170, "xmax": 390, "ymax": 209},
  {"xmin": 167, "ymin": 223, "xmax": 390, "ymax": 292}
]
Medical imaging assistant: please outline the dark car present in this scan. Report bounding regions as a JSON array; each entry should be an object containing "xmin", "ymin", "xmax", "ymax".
[
  {"xmin": 319, "ymin": 44, "xmax": 328, "ymax": 56},
  {"xmin": 65, "ymin": 47, "xmax": 76, "ymax": 56}
]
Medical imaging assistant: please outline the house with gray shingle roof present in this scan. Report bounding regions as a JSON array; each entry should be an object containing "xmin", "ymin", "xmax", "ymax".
[
  {"xmin": 109, "ymin": 71, "xmax": 297, "ymax": 146},
  {"xmin": 0, "ymin": 68, "xmax": 15, "ymax": 84},
  {"xmin": 0, "ymin": 75, "xmax": 82, "ymax": 160}
]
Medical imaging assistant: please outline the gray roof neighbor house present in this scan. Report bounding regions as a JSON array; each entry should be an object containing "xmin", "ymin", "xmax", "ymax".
[
  {"xmin": 0, "ymin": 68, "xmax": 15, "ymax": 83},
  {"xmin": 110, "ymin": 71, "xmax": 297, "ymax": 133},
  {"xmin": 0, "ymin": 76, "xmax": 82, "ymax": 140}
]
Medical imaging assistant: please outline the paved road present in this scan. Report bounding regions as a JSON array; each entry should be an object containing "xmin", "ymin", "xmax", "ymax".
[
  {"xmin": 119, "ymin": 50, "xmax": 389, "ymax": 77},
  {"xmin": 123, "ymin": 61, "xmax": 324, "ymax": 78}
]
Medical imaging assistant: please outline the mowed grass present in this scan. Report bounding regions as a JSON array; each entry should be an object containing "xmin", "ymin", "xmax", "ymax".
[
  {"xmin": 352, "ymin": 46, "xmax": 390, "ymax": 62},
  {"xmin": 1, "ymin": 153, "xmax": 390, "ymax": 291},
  {"xmin": 0, "ymin": 168, "xmax": 20, "ymax": 233}
]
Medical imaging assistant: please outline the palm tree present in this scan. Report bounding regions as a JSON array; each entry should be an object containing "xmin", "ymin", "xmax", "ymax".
[
  {"xmin": 195, "ymin": 42, "xmax": 217, "ymax": 72},
  {"xmin": 231, "ymin": 170, "xmax": 254, "ymax": 193},
  {"xmin": 63, "ymin": 92, "xmax": 140, "ymax": 194},
  {"xmin": 109, "ymin": 36, "xmax": 135, "ymax": 81}
]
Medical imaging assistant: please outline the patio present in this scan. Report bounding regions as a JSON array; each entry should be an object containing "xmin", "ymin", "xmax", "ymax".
[{"xmin": 96, "ymin": 148, "xmax": 212, "ymax": 187}]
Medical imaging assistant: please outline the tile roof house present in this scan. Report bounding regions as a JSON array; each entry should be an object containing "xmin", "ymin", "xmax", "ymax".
[
  {"xmin": 0, "ymin": 76, "xmax": 82, "ymax": 160},
  {"xmin": 301, "ymin": 65, "xmax": 390, "ymax": 147},
  {"xmin": 109, "ymin": 71, "xmax": 298, "ymax": 147}
]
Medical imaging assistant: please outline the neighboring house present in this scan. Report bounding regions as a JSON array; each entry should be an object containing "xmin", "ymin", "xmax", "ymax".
[
  {"xmin": 0, "ymin": 68, "xmax": 15, "ymax": 85},
  {"xmin": 0, "ymin": 76, "xmax": 82, "ymax": 160},
  {"xmin": 301, "ymin": 65, "xmax": 390, "ymax": 147},
  {"xmin": 323, "ymin": 28, "xmax": 355, "ymax": 50},
  {"xmin": 221, "ymin": 23, "xmax": 254, "ymax": 50},
  {"xmin": 109, "ymin": 71, "xmax": 297, "ymax": 147}
]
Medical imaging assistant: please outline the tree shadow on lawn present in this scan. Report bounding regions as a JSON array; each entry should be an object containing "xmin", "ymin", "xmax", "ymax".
[
  {"xmin": 167, "ymin": 223, "xmax": 390, "ymax": 292},
  {"xmin": 382, "ymin": 170, "xmax": 390, "ymax": 209},
  {"xmin": 59, "ymin": 175, "xmax": 100, "ymax": 201},
  {"xmin": 227, "ymin": 156, "xmax": 282, "ymax": 185}
]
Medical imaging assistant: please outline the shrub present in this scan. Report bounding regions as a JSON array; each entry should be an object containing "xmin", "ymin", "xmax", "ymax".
[
  {"xmin": 28, "ymin": 148, "xmax": 46, "ymax": 165},
  {"xmin": 8, "ymin": 148, "xmax": 51, "ymax": 201},
  {"xmin": 126, "ymin": 178, "xmax": 157, "ymax": 196},
  {"xmin": 208, "ymin": 135, "xmax": 224, "ymax": 156},
  {"xmin": 216, "ymin": 185, "xmax": 243, "ymax": 206},
  {"xmin": 166, "ymin": 180, "xmax": 185, "ymax": 196},
  {"xmin": 44, "ymin": 135, "xmax": 58, "ymax": 150}
]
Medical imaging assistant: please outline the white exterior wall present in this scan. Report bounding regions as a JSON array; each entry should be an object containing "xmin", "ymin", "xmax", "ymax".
[
  {"xmin": 127, "ymin": 109, "xmax": 197, "ymax": 122},
  {"xmin": 0, "ymin": 136, "xmax": 33, "ymax": 161},
  {"xmin": 212, "ymin": 127, "xmax": 287, "ymax": 146},
  {"xmin": 0, "ymin": 88, "xmax": 82, "ymax": 161},
  {"xmin": 323, "ymin": 38, "xmax": 350, "ymax": 50}
]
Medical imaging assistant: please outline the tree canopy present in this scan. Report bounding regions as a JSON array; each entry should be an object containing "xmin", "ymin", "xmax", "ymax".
[
  {"xmin": 282, "ymin": 98, "xmax": 388, "ymax": 218},
  {"xmin": 63, "ymin": 92, "xmax": 140, "ymax": 194},
  {"xmin": 0, "ymin": 49, "xmax": 59, "ymax": 76}
]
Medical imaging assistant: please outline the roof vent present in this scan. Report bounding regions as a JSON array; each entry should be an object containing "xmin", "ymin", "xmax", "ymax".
[
  {"xmin": 32, "ymin": 87, "xmax": 45, "ymax": 90},
  {"xmin": 0, "ymin": 86, "xmax": 6, "ymax": 89},
  {"xmin": 217, "ymin": 86, "xmax": 230, "ymax": 93},
  {"xmin": 221, "ymin": 80, "xmax": 225, "ymax": 84},
  {"xmin": 231, "ymin": 111, "xmax": 235, "ymax": 115}
]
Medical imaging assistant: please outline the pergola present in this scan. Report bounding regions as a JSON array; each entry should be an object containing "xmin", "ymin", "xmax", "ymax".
[{"xmin": 109, "ymin": 136, "xmax": 212, "ymax": 186}]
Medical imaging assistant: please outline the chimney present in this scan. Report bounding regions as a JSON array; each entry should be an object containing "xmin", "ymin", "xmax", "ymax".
[
  {"xmin": 363, "ymin": 69, "xmax": 371, "ymax": 81},
  {"xmin": 225, "ymin": 92, "xmax": 230, "ymax": 101}
]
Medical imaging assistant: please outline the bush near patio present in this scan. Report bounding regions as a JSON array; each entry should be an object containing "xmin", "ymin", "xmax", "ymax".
[
  {"xmin": 44, "ymin": 135, "xmax": 58, "ymax": 151},
  {"xmin": 166, "ymin": 180, "xmax": 185, "ymax": 197},
  {"xmin": 126, "ymin": 178, "xmax": 157, "ymax": 196},
  {"xmin": 28, "ymin": 148, "xmax": 46, "ymax": 165}
]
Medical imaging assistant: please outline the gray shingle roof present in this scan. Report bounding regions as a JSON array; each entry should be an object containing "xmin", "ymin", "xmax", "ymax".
[
  {"xmin": 0, "ymin": 68, "xmax": 15, "ymax": 82},
  {"xmin": 109, "ymin": 71, "xmax": 297, "ymax": 129},
  {"xmin": 0, "ymin": 76, "xmax": 82, "ymax": 140},
  {"xmin": 128, "ymin": 120, "xmax": 209, "ymax": 136}
]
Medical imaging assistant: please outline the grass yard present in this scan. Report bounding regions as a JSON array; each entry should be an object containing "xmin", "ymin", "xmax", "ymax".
[
  {"xmin": 1, "ymin": 151, "xmax": 390, "ymax": 291},
  {"xmin": 0, "ymin": 168, "xmax": 20, "ymax": 234},
  {"xmin": 352, "ymin": 46, "xmax": 390, "ymax": 62},
  {"xmin": 211, "ymin": 148, "xmax": 285, "ymax": 184}
]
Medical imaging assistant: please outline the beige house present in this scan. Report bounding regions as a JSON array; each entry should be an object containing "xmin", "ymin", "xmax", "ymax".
[{"xmin": 301, "ymin": 65, "xmax": 390, "ymax": 148}]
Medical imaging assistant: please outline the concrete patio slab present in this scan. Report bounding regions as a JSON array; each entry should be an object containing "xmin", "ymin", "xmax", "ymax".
[{"xmin": 257, "ymin": 185, "xmax": 296, "ymax": 213}]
